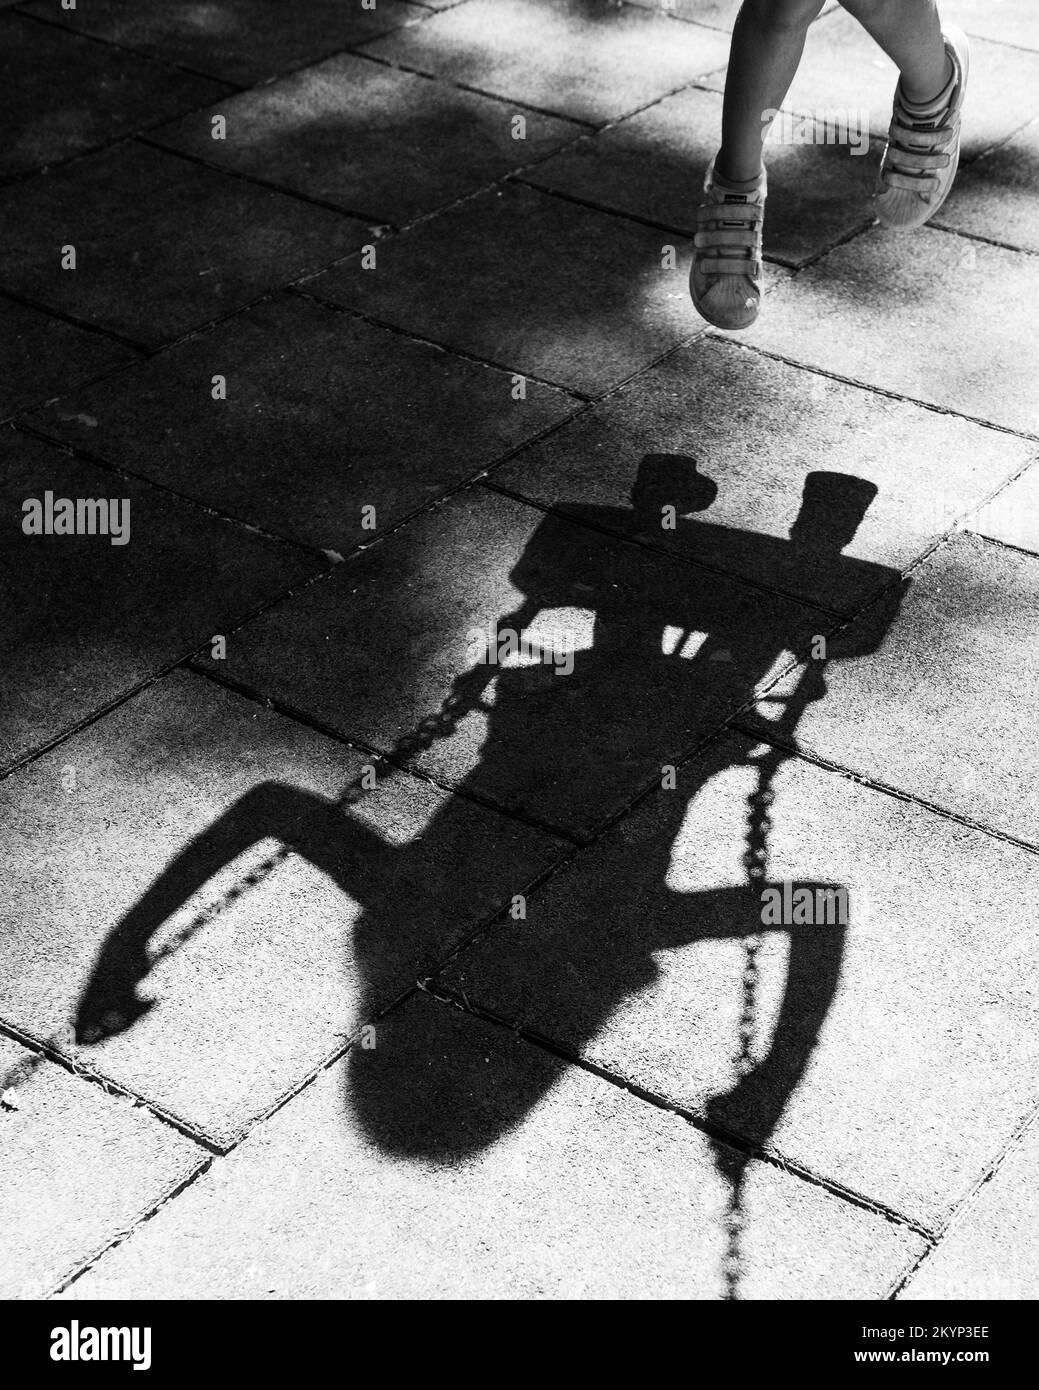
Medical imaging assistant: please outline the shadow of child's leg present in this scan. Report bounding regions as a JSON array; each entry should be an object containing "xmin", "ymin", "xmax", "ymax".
[{"xmin": 75, "ymin": 780, "xmax": 394, "ymax": 1042}]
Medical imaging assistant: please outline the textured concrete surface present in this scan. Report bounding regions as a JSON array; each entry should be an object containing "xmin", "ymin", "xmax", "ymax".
[
  {"xmin": 0, "ymin": 1036, "xmax": 204, "ymax": 1300},
  {"xmin": 312, "ymin": 181, "xmax": 696, "ymax": 395},
  {"xmin": 964, "ymin": 463, "xmax": 1039, "ymax": 555},
  {"xmin": 623, "ymin": 0, "xmax": 744, "ymax": 28},
  {"xmin": 0, "ymin": 428, "xmax": 317, "ymax": 770},
  {"xmin": 746, "ymin": 227, "xmax": 1039, "ymax": 435},
  {"xmin": 0, "ymin": 142, "xmax": 368, "ymax": 347},
  {"xmin": 0, "ymin": 671, "xmax": 565, "ymax": 1145},
  {"xmin": 30, "ymin": 294, "xmax": 578, "ymax": 554},
  {"xmin": 0, "ymin": 294, "xmax": 138, "ymax": 422},
  {"xmin": 0, "ymin": 11, "xmax": 230, "ymax": 179},
  {"xmin": 493, "ymin": 335, "xmax": 1033, "ymax": 614},
  {"xmin": 19, "ymin": 0, "xmax": 425, "ymax": 84},
  {"xmin": 151, "ymin": 51, "xmax": 585, "ymax": 225},
  {"xmin": 60, "ymin": 994, "xmax": 924, "ymax": 1300},
  {"xmin": 527, "ymin": 84, "xmax": 879, "ymax": 267},
  {"xmin": 944, "ymin": 0, "xmax": 1039, "ymax": 51},
  {"xmin": 441, "ymin": 730, "xmax": 1039, "ymax": 1226},
  {"xmin": 938, "ymin": 116, "xmax": 1039, "ymax": 255},
  {"xmin": 360, "ymin": 0, "xmax": 733, "ymax": 125},
  {"xmin": 206, "ymin": 485, "xmax": 826, "ymax": 838},
  {"xmin": 900, "ymin": 1122, "xmax": 1039, "ymax": 1300},
  {"xmin": 750, "ymin": 532, "xmax": 1039, "ymax": 848},
  {"xmin": 4, "ymin": 0, "xmax": 1037, "ymax": 1301}
]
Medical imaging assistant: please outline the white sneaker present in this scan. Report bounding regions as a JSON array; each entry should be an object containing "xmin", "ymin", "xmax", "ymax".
[
  {"xmin": 876, "ymin": 25, "xmax": 970, "ymax": 230},
  {"xmin": 690, "ymin": 158, "xmax": 766, "ymax": 330}
]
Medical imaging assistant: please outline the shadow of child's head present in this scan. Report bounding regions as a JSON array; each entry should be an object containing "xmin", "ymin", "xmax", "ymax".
[{"xmin": 631, "ymin": 453, "xmax": 718, "ymax": 526}]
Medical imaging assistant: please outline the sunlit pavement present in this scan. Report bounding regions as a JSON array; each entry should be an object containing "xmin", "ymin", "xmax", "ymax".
[{"xmin": 2, "ymin": 0, "xmax": 1038, "ymax": 1301}]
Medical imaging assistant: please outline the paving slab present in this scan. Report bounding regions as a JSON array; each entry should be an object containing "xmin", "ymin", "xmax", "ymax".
[
  {"xmin": 19, "ymin": 0, "xmax": 425, "ymax": 84},
  {"xmin": 963, "ymin": 462, "xmax": 1039, "ymax": 555},
  {"xmin": 745, "ymin": 531, "xmax": 1039, "ymax": 847},
  {"xmin": 0, "ymin": 294, "xmax": 138, "ymax": 422},
  {"xmin": 937, "ymin": 116, "xmax": 1039, "ymax": 255},
  {"xmin": 0, "ymin": 12, "xmax": 230, "ymax": 180},
  {"xmin": 312, "ymin": 182, "xmax": 696, "ymax": 395},
  {"xmin": 944, "ymin": 0, "xmax": 1039, "ymax": 52},
  {"xmin": 59, "ymin": 993, "xmax": 923, "ymax": 1299},
  {"xmin": 151, "ymin": 52, "xmax": 584, "ymax": 226},
  {"xmin": 526, "ymin": 85, "xmax": 878, "ymax": 267},
  {"xmin": 0, "ymin": 670, "xmax": 565, "ymax": 1146},
  {"xmin": 205, "ymin": 485, "xmax": 826, "ymax": 838},
  {"xmin": 494, "ymin": 336, "xmax": 1032, "ymax": 614},
  {"xmin": 0, "ymin": 1036, "xmax": 204, "ymax": 1299},
  {"xmin": 623, "ymin": 0, "xmax": 743, "ymax": 29},
  {"xmin": 900, "ymin": 1121, "xmax": 1039, "ymax": 1299},
  {"xmin": 697, "ymin": 8, "xmax": 1039, "ymax": 162},
  {"xmin": 30, "ymin": 294, "xmax": 578, "ymax": 554},
  {"xmin": 360, "ymin": 0, "xmax": 733, "ymax": 125},
  {"xmin": 0, "ymin": 428, "xmax": 317, "ymax": 770},
  {"xmin": 0, "ymin": 142, "xmax": 368, "ymax": 347},
  {"xmin": 745, "ymin": 226, "xmax": 1039, "ymax": 436},
  {"xmin": 442, "ymin": 730, "xmax": 1039, "ymax": 1226}
]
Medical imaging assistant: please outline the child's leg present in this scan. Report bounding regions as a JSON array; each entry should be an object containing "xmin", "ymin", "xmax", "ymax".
[
  {"xmin": 690, "ymin": 0, "xmax": 824, "ymax": 330},
  {"xmin": 718, "ymin": 0, "xmax": 827, "ymax": 184},
  {"xmin": 845, "ymin": 0, "xmax": 970, "ymax": 230},
  {"xmin": 840, "ymin": 0, "xmax": 951, "ymax": 103}
]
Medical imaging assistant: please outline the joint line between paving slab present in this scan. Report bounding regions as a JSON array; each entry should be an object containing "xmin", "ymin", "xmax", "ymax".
[
  {"xmin": 929, "ymin": 217, "xmax": 1039, "ymax": 262},
  {"xmin": 0, "ymin": 550, "xmax": 337, "ymax": 784},
  {"xmin": 46, "ymin": 1153, "xmax": 216, "ymax": 1299},
  {"xmin": 0, "ymin": 286, "xmax": 152, "ymax": 354},
  {"xmin": 5, "ymin": 0, "xmax": 462, "ymax": 148},
  {"xmin": 285, "ymin": 286, "xmax": 594, "ymax": 400},
  {"xmin": 135, "ymin": 134, "xmax": 400, "ymax": 228},
  {"xmin": 2, "ymin": 349, "xmax": 151, "ymax": 430},
  {"xmin": 47, "ymin": 1007, "xmax": 391, "ymax": 1299},
  {"xmin": 511, "ymin": 174, "xmax": 788, "ymax": 255},
  {"xmin": 184, "ymin": 661, "xmax": 585, "ymax": 846},
  {"xmin": 964, "ymin": 527, "xmax": 1039, "ymax": 563},
  {"xmin": 714, "ymin": 338, "xmax": 1039, "ymax": 444},
  {"xmin": 786, "ymin": 211, "xmax": 879, "ymax": 272},
  {"xmin": 886, "ymin": 1095, "xmax": 1039, "ymax": 1299},
  {"xmin": 417, "ymin": 979, "xmax": 935, "ymax": 1240},
  {"xmin": 8, "ymin": 5, "xmax": 254, "ymax": 90},
  {"xmin": 17, "ymin": 398, "xmax": 579, "ymax": 570},
  {"xmin": 727, "ymin": 710, "xmax": 1039, "ymax": 862},
  {"xmin": 0, "ymin": 1016, "xmax": 223, "ymax": 1153},
  {"xmin": 349, "ymin": 48, "xmax": 601, "ymax": 129},
  {"xmin": 0, "ymin": 96, "xmax": 241, "ymax": 200},
  {"xmin": 13, "ymin": 420, "xmax": 336, "ymax": 560},
  {"xmin": 2, "ymin": 401, "xmax": 604, "ymax": 786}
]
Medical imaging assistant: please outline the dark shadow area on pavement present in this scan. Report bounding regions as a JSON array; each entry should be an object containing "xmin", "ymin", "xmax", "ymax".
[{"xmin": 69, "ymin": 457, "xmax": 907, "ymax": 1296}]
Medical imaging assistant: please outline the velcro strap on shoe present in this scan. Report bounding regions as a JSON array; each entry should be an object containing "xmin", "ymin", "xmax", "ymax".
[
  {"xmin": 890, "ymin": 118, "xmax": 956, "ymax": 145},
  {"xmin": 694, "ymin": 228, "xmax": 759, "ymax": 249},
  {"xmin": 887, "ymin": 147, "xmax": 952, "ymax": 170},
  {"xmin": 697, "ymin": 256, "xmax": 762, "ymax": 277},
  {"xmin": 880, "ymin": 170, "xmax": 941, "ymax": 193},
  {"xmin": 698, "ymin": 201, "xmax": 761, "ymax": 222}
]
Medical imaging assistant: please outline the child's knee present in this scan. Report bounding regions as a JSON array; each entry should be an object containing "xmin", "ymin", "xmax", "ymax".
[{"xmin": 741, "ymin": 0, "xmax": 826, "ymax": 33}]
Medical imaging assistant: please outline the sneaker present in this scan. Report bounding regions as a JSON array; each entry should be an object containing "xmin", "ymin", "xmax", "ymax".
[
  {"xmin": 690, "ymin": 158, "xmax": 767, "ymax": 330},
  {"xmin": 876, "ymin": 25, "xmax": 970, "ymax": 230}
]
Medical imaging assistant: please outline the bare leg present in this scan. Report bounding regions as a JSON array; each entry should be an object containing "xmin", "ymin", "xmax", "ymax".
[
  {"xmin": 841, "ymin": 0, "xmax": 951, "ymax": 102},
  {"xmin": 718, "ymin": 0, "xmax": 827, "ymax": 184}
]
